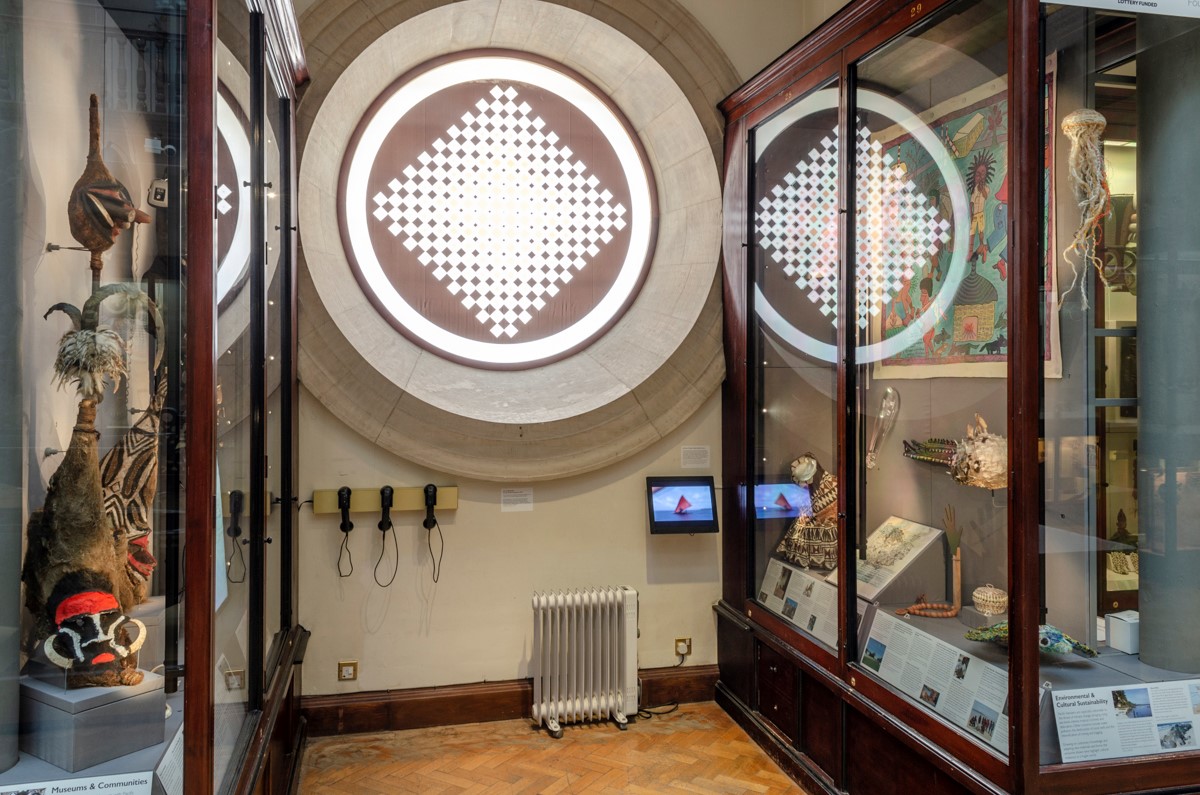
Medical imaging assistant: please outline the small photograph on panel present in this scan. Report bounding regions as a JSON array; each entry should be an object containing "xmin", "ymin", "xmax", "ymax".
[
  {"xmin": 782, "ymin": 598, "xmax": 798, "ymax": 620},
  {"xmin": 1113, "ymin": 688, "xmax": 1152, "ymax": 720},
  {"xmin": 773, "ymin": 567, "xmax": 792, "ymax": 599},
  {"xmin": 967, "ymin": 701, "xmax": 999, "ymax": 741},
  {"xmin": 1158, "ymin": 721, "xmax": 1195, "ymax": 750},
  {"xmin": 862, "ymin": 637, "xmax": 886, "ymax": 672}
]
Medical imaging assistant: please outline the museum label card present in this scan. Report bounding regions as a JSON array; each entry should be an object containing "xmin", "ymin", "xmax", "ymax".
[
  {"xmin": 827, "ymin": 515, "xmax": 942, "ymax": 601},
  {"xmin": 0, "ymin": 772, "xmax": 153, "ymax": 795},
  {"xmin": 1045, "ymin": 0, "xmax": 1200, "ymax": 19},
  {"xmin": 501, "ymin": 487, "xmax": 534, "ymax": 512},
  {"xmin": 680, "ymin": 445, "xmax": 710, "ymax": 469},
  {"xmin": 1053, "ymin": 680, "xmax": 1200, "ymax": 763}
]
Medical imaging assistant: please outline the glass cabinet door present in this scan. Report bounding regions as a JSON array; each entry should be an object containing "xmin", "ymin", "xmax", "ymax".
[
  {"xmin": 1040, "ymin": 3, "xmax": 1200, "ymax": 768},
  {"xmin": 749, "ymin": 66, "xmax": 843, "ymax": 656},
  {"xmin": 210, "ymin": 8, "xmax": 301, "ymax": 790},
  {"xmin": 264, "ymin": 82, "xmax": 285, "ymax": 680},
  {"xmin": 1, "ymin": 0, "xmax": 190, "ymax": 789},
  {"xmin": 214, "ymin": 2, "xmax": 255, "ymax": 787},
  {"xmin": 850, "ymin": 0, "xmax": 1012, "ymax": 757}
]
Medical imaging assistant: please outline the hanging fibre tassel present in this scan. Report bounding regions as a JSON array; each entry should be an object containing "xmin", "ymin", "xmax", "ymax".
[{"xmin": 1059, "ymin": 108, "xmax": 1112, "ymax": 310}]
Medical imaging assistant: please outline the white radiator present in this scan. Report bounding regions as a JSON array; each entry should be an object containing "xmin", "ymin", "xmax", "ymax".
[{"xmin": 531, "ymin": 586, "xmax": 638, "ymax": 737}]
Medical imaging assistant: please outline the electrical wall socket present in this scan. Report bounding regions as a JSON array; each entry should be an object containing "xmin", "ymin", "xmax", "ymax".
[
  {"xmin": 337, "ymin": 660, "xmax": 359, "ymax": 681},
  {"xmin": 223, "ymin": 669, "xmax": 246, "ymax": 691},
  {"xmin": 674, "ymin": 637, "xmax": 692, "ymax": 656}
]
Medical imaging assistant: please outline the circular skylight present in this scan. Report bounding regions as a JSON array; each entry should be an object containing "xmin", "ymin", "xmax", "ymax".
[{"xmin": 339, "ymin": 52, "xmax": 656, "ymax": 368}]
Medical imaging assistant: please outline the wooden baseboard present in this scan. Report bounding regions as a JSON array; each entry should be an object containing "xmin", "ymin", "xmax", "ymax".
[
  {"xmin": 714, "ymin": 683, "xmax": 839, "ymax": 795},
  {"xmin": 639, "ymin": 664, "xmax": 718, "ymax": 708},
  {"xmin": 302, "ymin": 664, "xmax": 719, "ymax": 737}
]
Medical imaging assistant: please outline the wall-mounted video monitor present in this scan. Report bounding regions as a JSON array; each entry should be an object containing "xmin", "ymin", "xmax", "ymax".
[
  {"xmin": 645, "ymin": 476, "xmax": 719, "ymax": 534},
  {"xmin": 752, "ymin": 481, "xmax": 813, "ymax": 519}
]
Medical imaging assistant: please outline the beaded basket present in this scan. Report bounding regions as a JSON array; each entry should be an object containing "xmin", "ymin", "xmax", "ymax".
[
  {"xmin": 972, "ymin": 583, "xmax": 1008, "ymax": 616},
  {"xmin": 776, "ymin": 518, "xmax": 838, "ymax": 571}
]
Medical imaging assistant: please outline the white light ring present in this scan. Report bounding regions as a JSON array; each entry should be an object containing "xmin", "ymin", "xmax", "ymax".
[
  {"xmin": 217, "ymin": 89, "xmax": 252, "ymax": 304},
  {"xmin": 343, "ymin": 55, "xmax": 654, "ymax": 367},
  {"xmin": 753, "ymin": 88, "xmax": 969, "ymax": 364}
]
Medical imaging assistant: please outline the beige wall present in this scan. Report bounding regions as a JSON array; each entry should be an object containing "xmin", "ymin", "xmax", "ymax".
[
  {"xmin": 293, "ymin": 0, "xmax": 844, "ymax": 82},
  {"xmin": 299, "ymin": 387, "xmax": 724, "ymax": 695},
  {"xmin": 293, "ymin": 0, "xmax": 852, "ymax": 697},
  {"xmin": 678, "ymin": 0, "xmax": 828, "ymax": 80}
]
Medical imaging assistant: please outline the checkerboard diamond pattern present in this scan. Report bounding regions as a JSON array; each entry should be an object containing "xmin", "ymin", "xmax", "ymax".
[
  {"xmin": 217, "ymin": 183, "xmax": 233, "ymax": 216},
  {"xmin": 370, "ymin": 85, "xmax": 628, "ymax": 339},
  {"xmin": 756, "ymin": 125, "xmax": 950, "ymax": 329}
]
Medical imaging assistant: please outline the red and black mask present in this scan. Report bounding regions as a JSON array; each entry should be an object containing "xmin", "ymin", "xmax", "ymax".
[{"xmin": 43, "ymin": 574, "xmax": 144, "ymax": 671}]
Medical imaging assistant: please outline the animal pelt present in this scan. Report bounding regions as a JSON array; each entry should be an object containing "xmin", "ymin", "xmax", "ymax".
[{"xmin": 22, "ymin": 400, "xmax": 134, "ymax": 657}]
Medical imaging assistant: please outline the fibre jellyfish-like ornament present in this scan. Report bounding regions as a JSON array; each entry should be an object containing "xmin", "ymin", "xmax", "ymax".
[
  {"xmin": 903, "ymin": 414, "xmax": 1007, "ymax": 490},
  {"xmin": 1059, "ymin": 108, "xmax": 1111, "ymax": 309},
  {"xmin": 965, "ymin": 620, "xmax": 1097, "ymax": 658}
]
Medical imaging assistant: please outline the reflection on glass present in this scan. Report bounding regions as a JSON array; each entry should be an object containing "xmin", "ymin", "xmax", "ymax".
[
  {"xmin": 1041, "ymin": 4, "xmax": 1200, "ymax": 767},
  {"xmin": 214, "ymin": 0, "xmax": 254, "ymax": 788},
  {"xmin": 264, "ymin": 86, "xmax": 284, "ymax": 678},
  {"xmin": 852, "ymin": 0, "xmax": 1011, "ymax": 758},
  {"xmin": 750, "ymin": 77, "xmax": 842, "ymax": 652},
  {"xmin": 2, "ymin": 0, "xmax": 187, "ymax": 786}
]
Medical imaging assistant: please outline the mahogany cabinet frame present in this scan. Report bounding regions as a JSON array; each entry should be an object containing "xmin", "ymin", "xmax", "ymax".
[
  {"xmin": 718, "ymin": 0, "xmax": 1200, "ymax": 792},
  {"xmin": 184, "ymin": 2, "xmax": 308, "ymax": 794}
]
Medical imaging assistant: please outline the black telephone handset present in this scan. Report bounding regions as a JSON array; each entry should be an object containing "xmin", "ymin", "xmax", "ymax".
[
  {"xmin": 228, "ymin": 489, "xmax": 244, "ymax": 539},
  {"xmin": 337, "ymin": 486, "xmax": 353, "ymax": 533},
  {"xmin": 379, "ymin": 486, "xmax": 394, "ymax": 531},
  {"xmin": 423, "ymin": 484, "xmax": 437, "ymax": 529}
]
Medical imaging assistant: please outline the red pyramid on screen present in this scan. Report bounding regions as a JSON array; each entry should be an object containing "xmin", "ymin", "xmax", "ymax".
[
  {"xmin": 774, "ymin": 492, "xmax": 793, "ymax": 511},
  {"xmin": 674, "ymin": 495, "xmax": 691, "ymax": 514}
]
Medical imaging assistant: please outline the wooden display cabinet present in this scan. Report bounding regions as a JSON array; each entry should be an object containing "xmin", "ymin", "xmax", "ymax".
[{"xmin": 717, "ymin": 0, "xmax": 1200, "ymax": 792}]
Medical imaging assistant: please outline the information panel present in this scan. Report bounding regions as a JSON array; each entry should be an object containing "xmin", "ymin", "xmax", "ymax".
[
  {"xmin": 0, "ymin": 772, "xmax": 152, "ymax": 795},
  {"xmin": 861, "ymin": 611, "xmax": 1010, "ymax": 752},
  {"xmin": 758, "ymin": 558, "xmax": 840, "ymax": 648},
  {"xmin": 1052, "ymin": 680, "xmax": 1200, "ymax": 763},
  {"xmin": 1043, "ymin": 0, "xmax": 1200, "ymax": 19},
  {"xmin": 827, "ymin": 515, "xmax": 942, "ymax": 601}
]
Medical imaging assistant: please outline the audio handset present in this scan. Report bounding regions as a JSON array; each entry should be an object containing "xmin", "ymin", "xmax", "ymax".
[
  {"xmin": 337, "ymin": 486, "xmax": 353, "ymax": 533},
  {"xmin": 379, "ymin": 486, "xmax": 394, "ymax": 530},
  {"xmin": 226, "ymin": 489, "xmax": 247, "ymax": 583},
  {"xmin": 374, "ymin": 485, "xmax": 398, "ymax": 587},
  {"xmin": 228, "ymin": 489, "xmax": 244, "ymax": 539},
  {"xmin": 423, "ymin": 484, "xmax": 438, "ymax": 529},
  {"xmin": 336, "ymin": 486, "xmax": 354, "ymax": 578}
]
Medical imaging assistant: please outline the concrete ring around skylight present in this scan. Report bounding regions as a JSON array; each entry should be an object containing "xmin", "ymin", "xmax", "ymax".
[{"xmin": 297, "ymin": 0, "xmax": 724, "ymax": 481}]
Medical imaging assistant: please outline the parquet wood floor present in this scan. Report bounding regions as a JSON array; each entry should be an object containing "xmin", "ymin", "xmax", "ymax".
[{"xmin": 299, "ymin": 701, "xmax": 805, "ymax": 794}]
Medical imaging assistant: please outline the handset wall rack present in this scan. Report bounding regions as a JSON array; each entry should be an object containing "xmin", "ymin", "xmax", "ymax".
[{"xmin": 311, "ymin": 486, "xmax": 459, "ymax": 515}]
